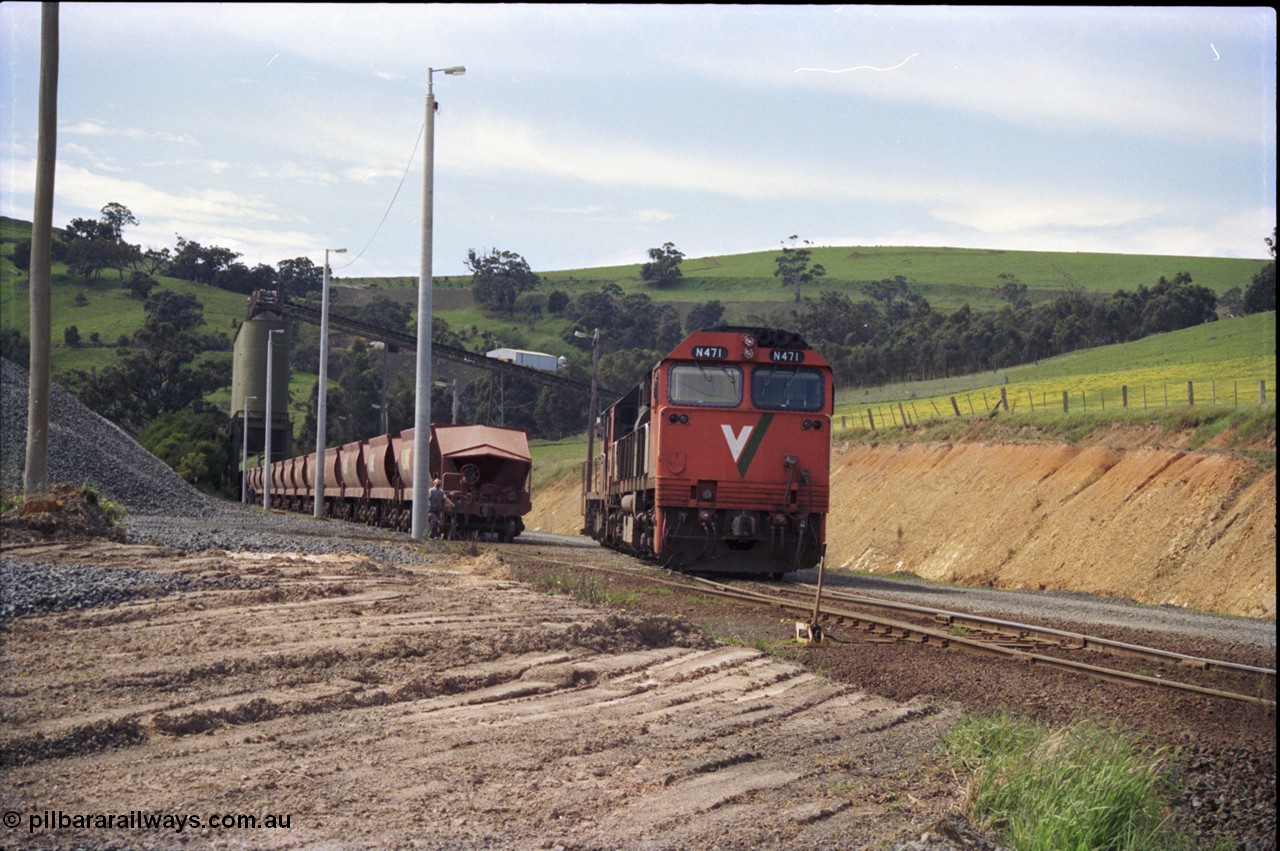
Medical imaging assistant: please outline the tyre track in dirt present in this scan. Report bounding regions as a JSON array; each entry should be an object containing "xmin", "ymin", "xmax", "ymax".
[{"xmin": 1, "ymin": 542, "xmax": 959, "ymax": 850}]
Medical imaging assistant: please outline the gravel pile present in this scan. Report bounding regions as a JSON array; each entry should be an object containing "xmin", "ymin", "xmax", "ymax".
[
  {"xmin": 124, "ymin": 506, "xmax": 430, "ymax": 565},
  {"xmin": 2, "ymin": 357, "xmax": 431, "ymax": 569},
  {"xmin": 0, "ymin": 560, "xmax": 200, "ymax": 622},
  {"xmin": 1, "ymin": 358, "xmax": 216, "ymax": 517}
]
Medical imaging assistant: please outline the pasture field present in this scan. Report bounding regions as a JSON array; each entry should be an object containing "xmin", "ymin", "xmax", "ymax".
[
  {"xmin": 531, "ymin": 310, "xmax": 1276, "ymax": 466},
  {"xmin": 348, "ymin": 244, "xmax": 1270, "ymax": 314},
  {"xmin": 535, "ymin": 244, "xmax": 1268, "ymax": 302},
  {"xmin": 836, "ymin": 311, "xmax": 1276, "ymax": 431},
  {"xmin": 3, "ymin": 213, "xmax": 1272, "ymax": 449}
]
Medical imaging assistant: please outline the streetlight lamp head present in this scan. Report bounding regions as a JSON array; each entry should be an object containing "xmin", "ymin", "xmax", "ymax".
[
  {"xmin": 443, "ymin": 66, "xmax": 465, "ymax": 76},
  {"xmin": 333, "ymin": 247, "xmax": 347, "ymax": 254}
]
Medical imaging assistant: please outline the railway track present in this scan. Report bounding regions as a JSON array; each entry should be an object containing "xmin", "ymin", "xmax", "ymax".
[{"xmin": 510, "ymin": 546, "xmax": 1276, "ymax": 709}]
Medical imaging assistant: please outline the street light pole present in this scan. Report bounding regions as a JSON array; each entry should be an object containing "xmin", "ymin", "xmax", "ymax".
[
  {"xmin": 433, "ymin": 379, "xmax": 458, "ymax": 424},
  {"xmin": 314, "ymin": 246, "xmax": 346, "ymax": 518},
  {"xmin": 411, "ymin": 64, "xmax": 465, "ymax": 540},
  {"xmin": 241, "ymin": 395, "xmax": 257, "ymax": 504},
  {"xmin": 263, "ymin": 328, "xmax": 284, "ymax": 510},
  {"xmin": 575, "ymin": 328, "xmax": 600, "ymax": 533}
]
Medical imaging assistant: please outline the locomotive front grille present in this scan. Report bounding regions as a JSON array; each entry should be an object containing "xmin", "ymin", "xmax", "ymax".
[{"xmin": 655, "ymin": 477, "xmax": 828, "ymax": 512}]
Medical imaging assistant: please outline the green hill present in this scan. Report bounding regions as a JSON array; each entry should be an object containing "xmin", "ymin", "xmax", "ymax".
[
  {"xmin": 2, "ymin": 214, "xmax": 1272, "ymax": 430},
  {"xmin": 335, "ymin": 241, "xmax": 1269, "ymax": 372}
]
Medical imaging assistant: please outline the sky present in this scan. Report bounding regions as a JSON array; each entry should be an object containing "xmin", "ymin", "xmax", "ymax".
[{"xmin": 2, "ymin": 4, "xmax": 1275, "ymax": 279}]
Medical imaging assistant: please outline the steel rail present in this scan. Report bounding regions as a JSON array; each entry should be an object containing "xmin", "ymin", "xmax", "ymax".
[
  {"xmin": 770, "ymin": 580, "xmax": 1275, "ymax": 679},
  {"xmin": 511, "ymin": 552, "xmax": 1274, "ymax": 708},
  {"xmin": 683, "ymin": 576, "xmax": 1276, "ymax": 708}
]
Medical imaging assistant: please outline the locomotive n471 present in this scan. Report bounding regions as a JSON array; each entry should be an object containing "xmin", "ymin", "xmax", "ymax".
[{"xmin": 583, "ymin": 326, "xmax": 831, "ymax": 576}]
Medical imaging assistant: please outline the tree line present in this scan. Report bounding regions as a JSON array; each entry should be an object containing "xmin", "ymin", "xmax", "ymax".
[
  {"xmin": 789, "ymin": 236, "xmax": 1273, "ymax": 389},
  {"xmin": 11, "ymin": 202, "xmax": 326, "ymax": 301},
  {"xmin": 6, "ymin": 206, "xmax": 1272, "ymax": 494}
]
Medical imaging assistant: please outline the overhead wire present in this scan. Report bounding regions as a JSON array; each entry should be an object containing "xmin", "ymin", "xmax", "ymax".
[{"xmin": 331, "ymin": 121, "xmax": 425, "ymax": 272}]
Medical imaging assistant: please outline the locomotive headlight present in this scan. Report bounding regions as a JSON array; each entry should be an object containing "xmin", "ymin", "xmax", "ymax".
[
  {"xmin": 698, "ymin": 508, "xmax": 714, "ymax": 522},
  {"xmin": 680, "ymin": 414, "xmax": 689, "ymax": 424},
  {"xmin": 742, "ymin": 347, "xmax": 755, "ymax": 360},
  {"xmin": 773, "ymin": 512, "xmax": 787, "ymax": 526},
  {"xmin": 742, "ymin": 334, "xmax": 756, "ymax": 348},
  {"xmin": 669, "ymin": 413, "xmax": 679, "ymax": 423}
]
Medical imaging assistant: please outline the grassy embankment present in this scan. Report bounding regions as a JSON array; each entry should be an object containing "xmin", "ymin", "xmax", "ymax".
[
  {"xmin": 531, "ymin": 310, "xmax": 1276, "ymax": 475},
  {"xmin": 348, "ymin": 245, "xmax": 1268, "ymax": 358},
  {"xmin": 944, "ymin": 713, "xmax": 1205, "ymax": 851}
]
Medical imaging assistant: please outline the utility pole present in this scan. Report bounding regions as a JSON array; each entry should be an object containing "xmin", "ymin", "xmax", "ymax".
[
  {"xmin": 241, "ymin": 396, "xmax": 257, "ymax": 504},
  {"xmin": 314, "ymin": 246, "xmax": 346, "ymax": 518},
  {"xmin": 574, "ymin": 328, "xmax": 600, "ymax": 532},
  {"xmin": 411, "ymin": 64, "xmax": 465, "ymax": 540},
  {"xmin": 263, "ymin": 329, "xmax": 283, "ymax": 510},
  {"xmin": 24, "ymin": 2, "xmax": 58, "ymax": 500}
]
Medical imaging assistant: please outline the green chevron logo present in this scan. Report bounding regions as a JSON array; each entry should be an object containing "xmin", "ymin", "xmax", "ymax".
[{"xmin": 721, "ymin": 413, "xmax": 774, "ymax": 477}]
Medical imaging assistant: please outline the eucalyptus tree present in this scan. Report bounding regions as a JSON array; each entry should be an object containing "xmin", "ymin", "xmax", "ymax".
[{"xmin": 774, "ymin": 235, "xmax": 826, "ymax": 303}]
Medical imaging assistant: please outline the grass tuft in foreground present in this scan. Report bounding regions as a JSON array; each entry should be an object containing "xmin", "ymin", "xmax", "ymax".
[{"xmin": 943, "ymin": 712, "xmax": 1202, "ymax": 851}]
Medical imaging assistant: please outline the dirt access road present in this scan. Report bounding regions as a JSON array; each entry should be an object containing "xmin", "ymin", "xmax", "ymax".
[{"xmin": 1, "ymin": 538, "xmax": 966, "ymax": 851}]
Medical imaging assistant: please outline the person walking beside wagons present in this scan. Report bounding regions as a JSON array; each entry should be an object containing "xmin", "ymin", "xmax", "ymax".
[{"xmin": 427, "ymin": 478, "xmax": 446, "ymax": 539}]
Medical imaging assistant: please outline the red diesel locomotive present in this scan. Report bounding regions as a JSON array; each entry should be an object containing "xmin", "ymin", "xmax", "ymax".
[{"xmin": 583, "ymin": 326, "xmax": 831, "ymax": 575}]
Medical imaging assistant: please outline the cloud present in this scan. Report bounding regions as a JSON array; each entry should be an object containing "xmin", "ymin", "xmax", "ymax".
[
  {"xmin": 63, "ymin": 120, "xmax": 196, "ymax": 145},
  {"xmin": 446, "ymin": 112, "xmax": 937, "ymax": 203},
  {"xmin": 1, "ymin": 159, "xmax": 301, "ymax": 255},
  {"xmin": 253, "ymin": 161, "xmax": 345, "ymax": 185},
  {"xmin": 928, "ymin": 195, "xmax": 1165, "ymax": 234}
]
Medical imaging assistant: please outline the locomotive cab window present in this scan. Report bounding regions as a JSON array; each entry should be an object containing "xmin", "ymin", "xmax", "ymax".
[
  {"xmin": 668, "ymin": 364, "xmax": 742, "ymax": 407},
  {"xmin": 751, "ymin": 366, "xmax": 825, "ymax": 411}
]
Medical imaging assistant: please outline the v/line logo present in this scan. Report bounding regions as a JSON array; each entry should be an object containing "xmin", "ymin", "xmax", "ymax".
[{"xmin": 720, "ymin": 414, "xmax": 774, "ymax": 477}]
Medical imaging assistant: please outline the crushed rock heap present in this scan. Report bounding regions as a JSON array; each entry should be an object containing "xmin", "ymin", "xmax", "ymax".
[{"xmin": 1, "ymin": 358, "xmax": 215, "ymax": 517}]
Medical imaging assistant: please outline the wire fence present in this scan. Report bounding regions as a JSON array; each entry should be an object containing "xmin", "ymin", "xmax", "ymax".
[{"xmin": 837, "ymin": 379, "xmax": 1276, "ymax": 431}]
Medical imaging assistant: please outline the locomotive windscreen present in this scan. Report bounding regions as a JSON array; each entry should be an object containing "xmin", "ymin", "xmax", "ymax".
[
  {"xmin": 750, "ymin": 366, "xmax": 826, "ymax": 411},
  {"xmin": 668, "ymin": 364, "xmax": 742, "ymax": 406}
]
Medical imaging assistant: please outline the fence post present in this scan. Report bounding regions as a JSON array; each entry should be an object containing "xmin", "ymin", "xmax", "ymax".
[
  {"xmin": 1212, "ymin": 381, "xmax": 1216, "ymax": 406},
  {"xmin": 1100, "ymin": 388, "xmax": 1105, "ymax": 411},
  {"xmin": 1122, "ymin": 385, "xmax": 1128, "ymax": 408},
  {"xmin": 1188, "ymin": 381, "xmax": 1194, "ymax": 407},
  {"xmin": 1082, "ymin": 390, "xmax": 1087, "ymax": 411},
  {"xmin": 1027, "ymin": 390, "xmax": 1034, "ymax": 413},
  {"xmin": 841, "ymin": 415, "xmax": 846, "ymax": 430},
  {"xmin": 868, "ymin": 408, "xmax": 876, "ymax": 431},
  {"xmin": 898, "ymin": 402, "xmax": 908, "ymax": 426},
  {"xmin": 1000, "ymin": 387, "xmax": 1008, "ymax": 412},
  {"xmin": 1261, "ymin": 380, "xmax": 1268, "ymax": 405},
  {"xmin": 951, "ymin": 396, "xmax": 962, "ymax": 417},
  {"xmin": 1062, "ymin": 391, "xmax": 1069, "ymax": 413}
]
